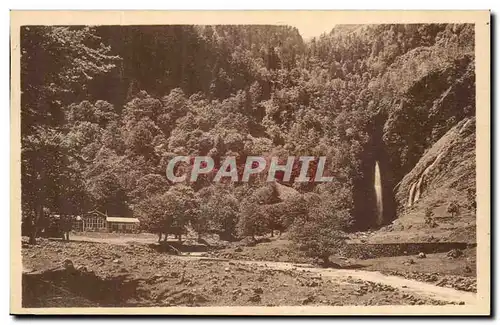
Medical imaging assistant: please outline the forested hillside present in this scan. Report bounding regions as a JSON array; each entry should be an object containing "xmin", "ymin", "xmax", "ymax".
[{"xmin": 21, "ymin": 24, "xmax": 475, "ymax": 252}]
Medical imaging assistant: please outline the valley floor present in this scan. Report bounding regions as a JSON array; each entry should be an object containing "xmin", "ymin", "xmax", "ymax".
[{"xmin": 21, "ymin": 233, "xmax": 476, "ymax": 308}]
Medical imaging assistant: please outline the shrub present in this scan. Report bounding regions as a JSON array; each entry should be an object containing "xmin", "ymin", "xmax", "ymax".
[
  {"xmin": 447, "ymin": 201, "xmax": 460, "ymax": 217},
  {"xmin": 197, "ymin": 185, "xmax": 240, "ymax": 240},
  {"xmin": 290, "ymin": 192, "xmax": 352, "ymax": 266}
]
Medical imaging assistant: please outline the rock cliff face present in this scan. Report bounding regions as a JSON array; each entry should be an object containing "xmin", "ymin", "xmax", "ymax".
[
  {"xmin": 397, "ymin": 117, "xmax": 475, "ymax": 210},
  {"xmin": 393, "ymin": 117, "xmax": 476, "ymax": 241},
  {"xmin": 383, "ymin": 56, "xmax": 475, "ymax": 186},
  {"xmin": 353, "ymin": 55, "xmax": 475, "ymax": 236},
  {"xmin": 353, "ymin": 116, "xmax": 476, "ymax": 243}
]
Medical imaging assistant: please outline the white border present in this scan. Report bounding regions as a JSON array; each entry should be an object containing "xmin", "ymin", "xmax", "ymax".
[{"xmin": 3, "ymin": 1, "xmax": 497, "ymax": 324}]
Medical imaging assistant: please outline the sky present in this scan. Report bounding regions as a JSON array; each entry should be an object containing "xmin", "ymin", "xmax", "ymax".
[{"xmin": 293, "ymin": 22, "xmax": 336, "ymax": 40}]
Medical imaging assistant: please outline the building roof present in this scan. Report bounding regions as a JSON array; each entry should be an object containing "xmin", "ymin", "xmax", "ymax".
[
  {"xmin": 87, "ymin": 209, "xmax": 108, "ymax": 217},
  {"xmin": 106, "ymin": 217, "xmax": 140, "ymax": 223}
]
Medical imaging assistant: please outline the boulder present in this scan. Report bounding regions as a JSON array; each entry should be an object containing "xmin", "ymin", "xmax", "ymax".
[
  {"xmin": 417, "ymin": 252, "xmax": 426, "ymax": 259},
  {"xmin": 248, "ymin": 294, "xmax": 261, "ymax": 303},
  {"xmin": 446, "ymin": 249, "xmax": 464, "ymax": 259}
]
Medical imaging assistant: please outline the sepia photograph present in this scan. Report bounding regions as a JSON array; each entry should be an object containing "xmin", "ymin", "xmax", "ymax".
[{"xmin": 10, "ymin": 10, "xmax": 491, "ymax": 315}]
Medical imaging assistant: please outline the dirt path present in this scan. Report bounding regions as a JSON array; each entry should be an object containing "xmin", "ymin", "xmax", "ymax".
[{"xmin": 185, "ymin": 257, "xmax": 477, "ymax": 305}]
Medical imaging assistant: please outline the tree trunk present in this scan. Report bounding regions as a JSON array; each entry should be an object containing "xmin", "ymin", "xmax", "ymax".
[
  {"xmin": 321, "ymin": 255, "xmax": 330, "ymax": 267},
  {"xmin": 28, "ymin": 220, "xmax": 37, "ymax": 245},
  {"xmin": 29, "ymin": 204, "xmax": 43, "ymax": 245}
]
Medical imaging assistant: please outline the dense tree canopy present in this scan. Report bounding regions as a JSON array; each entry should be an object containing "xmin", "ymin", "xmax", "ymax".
[{"xmin": 21, "ymin": 24, "xmax": 474, "ymax": 247}]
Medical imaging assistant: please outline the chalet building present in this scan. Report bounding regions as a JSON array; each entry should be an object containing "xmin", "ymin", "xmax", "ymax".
[
  {"xmin": 106, "ymin": 216, "xmax": 140, "ymax": 233},
  {"xmin": 82, "ymin": 210, "xmax": 107, "ymax": 232},
  {"xmin": 71, "ymin": 210, "xmax": 140, "ymax": 233}
]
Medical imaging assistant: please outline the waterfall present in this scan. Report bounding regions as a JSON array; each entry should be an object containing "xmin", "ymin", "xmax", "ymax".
[{"xmin": 374, "ymin": 161, "xmax": 383, "ymax": 224}]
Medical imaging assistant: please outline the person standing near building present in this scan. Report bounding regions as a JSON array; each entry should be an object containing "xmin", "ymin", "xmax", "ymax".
[{"xmin": 60, "ymin": 215, "xmax": 72, "ymax": 241}]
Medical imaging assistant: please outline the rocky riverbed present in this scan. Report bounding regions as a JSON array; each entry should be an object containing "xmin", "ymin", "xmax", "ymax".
[{"xmin": 21, "ymin": 238, "xmax": 469, "ymax": 307}]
